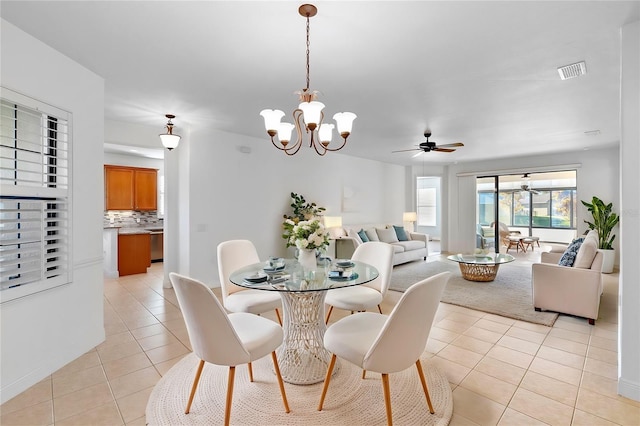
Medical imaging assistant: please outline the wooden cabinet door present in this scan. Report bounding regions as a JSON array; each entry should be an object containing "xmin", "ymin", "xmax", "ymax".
[
  {"xmin": 118, "ymin": 233, "xmax": 151, "ymax": 276},
  {"xmin": 134, "ymin": 169, "xmax": 157, "ymax": 210},
  {"xmin": 105, "ymin": 166, "xmax": 134, "ymax": 210}
]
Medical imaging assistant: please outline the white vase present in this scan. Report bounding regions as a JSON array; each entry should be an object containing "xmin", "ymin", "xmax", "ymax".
[
  {"xmin": 297, "ymin": 248, "xmax": 317, "ymax": 273},
  {"xmin": 599, "ymin": 248, "xmax": 615, "ymax": 273}
]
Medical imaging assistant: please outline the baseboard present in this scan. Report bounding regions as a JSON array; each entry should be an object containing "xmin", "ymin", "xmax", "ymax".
[{"xmin": 618, "ymin": 377, "xmax": 640, "ymax": 402}]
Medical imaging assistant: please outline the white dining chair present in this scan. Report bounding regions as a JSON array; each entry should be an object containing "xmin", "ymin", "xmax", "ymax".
[
  {"xmin": 324, "ymin": 241, "xmax": 394, "ymax": 324},
  {"xmin": 318, "ymin": 272, "xmax": 451, "ymax": 426},
  {"xmin": 217, "ymin": 239, "xmax": 282, "ymax": 325},
  {"xmin": 169, "ymin": 273, "xmax": 290, "ymax": 426}
]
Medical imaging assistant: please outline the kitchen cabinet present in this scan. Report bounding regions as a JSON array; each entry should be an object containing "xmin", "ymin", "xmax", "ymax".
[
  {"xmin": 105, "ymin": 165, "xmax": 158, "ymax": 211},
  {"xmin": 118, "ymin": 232, "xmax": 151, "ymax": 276}
]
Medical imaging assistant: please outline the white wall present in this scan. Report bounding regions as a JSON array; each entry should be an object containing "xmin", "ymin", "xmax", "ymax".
[
  {"xmin": 444, "ymin": 147, "xmax": 620, "ymax": 256},
  {"xmin": 0, "ymin": 20, "xmax": 105, "ymax": 403},
  {"xmin": 104, "ymin": 152, "xmax": 163, "ymax": 172},
  {"xmin": 166, "ymin": 127, "xmax": 406, "ymax": 287},
  {"xmin": 618, "ymin": 20, "xmax": 640, "ymax": 401}
]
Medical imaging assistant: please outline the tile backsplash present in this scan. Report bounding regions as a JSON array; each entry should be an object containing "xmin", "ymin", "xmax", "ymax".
[{"xmin": 104, "ymin": 211, "xmax": 163, "ymax": 228}]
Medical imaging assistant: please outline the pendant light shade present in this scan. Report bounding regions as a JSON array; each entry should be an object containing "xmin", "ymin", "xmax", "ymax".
[{"xmin": 160, "ymin": 114, "xmax": 181, "ymax": 150}]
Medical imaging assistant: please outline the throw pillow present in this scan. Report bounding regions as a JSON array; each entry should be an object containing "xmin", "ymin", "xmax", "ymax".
[
  {"xmin": 376, "ymin": 227, "xmax": 399, "ymax": 243},
  {"xmin": 558, "ymin": 237, "xmax": 584, "ymax": 267},
  {"xmin": 482, "ymin": 226, "xmax": 495, "ymax": 238},
  {"xmin": 347, "ymin": 228, "xmax": 363, "ymax": 245},
  {"xmin": 574, "ymin": 234, "xmax": 598, "ymax": 269},
  {"xmin": 365, "ymin": 228, "xmax": 380, "ymax": 242},
  {"xmin": 392, "ymin": 225, "xmax": 409, "ymax": 241},
  {"xmin": 357, "ymin": 229, "xmax": 369, "ymax": 243}
]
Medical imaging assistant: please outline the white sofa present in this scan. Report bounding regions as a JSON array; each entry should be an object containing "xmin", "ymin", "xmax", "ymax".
[
  {"xmin": 332, "ymin": 224, "xmax": 429, "ymax": 266},
  {"xmin": 532, "ymin": 230, "xmax": 603, "ymax": 324}
]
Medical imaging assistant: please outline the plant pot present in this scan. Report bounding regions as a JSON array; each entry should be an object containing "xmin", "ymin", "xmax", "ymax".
[{"xmin": 598, "ymin": 248, "xmax": 615, "ymax": 274}]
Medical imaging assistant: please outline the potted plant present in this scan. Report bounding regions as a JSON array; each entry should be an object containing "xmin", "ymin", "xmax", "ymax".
[{"xmin": 581, "ymin": 196, "xmax": 619, "ymax": 273}]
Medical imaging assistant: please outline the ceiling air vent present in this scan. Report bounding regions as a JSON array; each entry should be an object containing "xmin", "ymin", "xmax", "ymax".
[{"xmin": 557, "ymin": 61, "xmax": 587, "ymax": 80}]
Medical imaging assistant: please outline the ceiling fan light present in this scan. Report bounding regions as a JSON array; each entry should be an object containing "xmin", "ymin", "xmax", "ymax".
[
  {"xmin": 333, "ymin": 112, "xmax": 356, "ymax": 135},
  {"xmin": 298, "ymin": 101, "xmax": 324, "ymax": 129},
  {"xmin": 319, "ymin": 123, "xmax": 334, "ymax": 143},
  {"xmin": 260, "ymin": 109, "xmax": 285, "ymax": 134}
]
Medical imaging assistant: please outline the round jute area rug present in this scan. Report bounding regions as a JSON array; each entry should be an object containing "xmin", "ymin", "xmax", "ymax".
[{"xmin": 146, "ymin": 352, "xmax": 453, "ymax": 426}]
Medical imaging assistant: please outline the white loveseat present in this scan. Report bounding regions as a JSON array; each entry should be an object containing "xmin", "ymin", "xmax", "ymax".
[
  {"xmin": 532, "ymin": 230, "xmax": 603, "ymax": 324},
  {"xmin": 332, "ymin": 224, "xmax": 429, "ymax": 266}
]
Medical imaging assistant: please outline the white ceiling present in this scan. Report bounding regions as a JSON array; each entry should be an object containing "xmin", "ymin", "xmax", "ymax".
[{"xmin": 2, "ymin": 1, "xmax": 638, "ymax": 166}]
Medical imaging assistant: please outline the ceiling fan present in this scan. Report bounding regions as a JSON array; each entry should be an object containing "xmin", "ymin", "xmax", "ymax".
[
  {"xmin": 520, "ymin": 173, "xmax": 541, "ymax": 194},
  {"xmin": 392, "ymin": 130, "xmax": 464, "ymax": 156}
]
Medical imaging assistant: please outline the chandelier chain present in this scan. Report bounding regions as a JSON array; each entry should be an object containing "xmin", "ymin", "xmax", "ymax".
[{"xmin": 305, "ymin": 15, "xmax": 311, "ymax": 91}]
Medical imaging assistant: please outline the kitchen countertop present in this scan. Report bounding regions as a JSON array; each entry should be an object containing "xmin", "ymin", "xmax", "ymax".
[{"xmin": 104, "ymin": 225, "xmax": 163, "ymax": 234}]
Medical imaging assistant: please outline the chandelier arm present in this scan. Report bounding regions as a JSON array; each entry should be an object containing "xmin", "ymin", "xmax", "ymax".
[
  {"xmin": 269, "ymin": 136, "xmax": 291, "ymax": 151},
  {"xmin": 312, "ymin": 137, "xmax": 328, "ymax": 156},
  {"xmin": 322, "ymin": 136, "xmax": 348, "ymax": 152}
]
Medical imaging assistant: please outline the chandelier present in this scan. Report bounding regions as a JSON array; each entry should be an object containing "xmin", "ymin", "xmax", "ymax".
[
  {"xmin": 159, "ymin": 114, "xmax": 181, "ymax": 150},
  {"xmin": 260, "ymin": 4, "xmax": 356, "ymax": 156}
]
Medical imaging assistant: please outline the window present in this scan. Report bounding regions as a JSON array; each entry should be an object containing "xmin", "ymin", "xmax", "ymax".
[
  {"xmin": 417, "ymin": 178, "xmax": 438, "ymax": 227},
  {"xmin": 0, "ymin": 89, "xmax": 71, "ymax": 303}
]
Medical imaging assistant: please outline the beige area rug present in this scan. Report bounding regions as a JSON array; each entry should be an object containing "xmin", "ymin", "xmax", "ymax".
[
  {"xmin": 146, "ymin": 352, "xmax": 453, "ymax": 426},
  {"xmin": 390, "ymin": 260, "xmax": 558, "ymax": 327}
]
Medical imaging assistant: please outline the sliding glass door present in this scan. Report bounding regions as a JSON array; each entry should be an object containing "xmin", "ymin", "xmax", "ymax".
[{"xmin": 477, "ymin": 171, "xmax": 578, "ymax": 249}]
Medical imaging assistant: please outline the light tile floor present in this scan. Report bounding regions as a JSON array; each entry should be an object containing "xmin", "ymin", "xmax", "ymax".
[{"xmin": 2, "ymin": 252, "xmax": 639, "ymax": 425}]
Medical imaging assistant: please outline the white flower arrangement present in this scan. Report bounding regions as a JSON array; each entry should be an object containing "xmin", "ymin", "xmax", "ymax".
[{"xmin": 283, "ymin": 219, "xmax": 329, "ymax": 250}]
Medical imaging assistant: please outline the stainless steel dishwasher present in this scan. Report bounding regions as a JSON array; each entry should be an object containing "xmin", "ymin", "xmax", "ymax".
[{"xmin": 149, "ymin": 231, "xmax": 163, "ymax": 262}]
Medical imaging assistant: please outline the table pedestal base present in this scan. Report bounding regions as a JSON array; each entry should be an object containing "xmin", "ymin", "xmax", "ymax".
[
  {"xmin": 457, "ymin": 263, "xmax": 501, "ymax": 282},
  {"xmin": 276, "ymin": 291, "xmax": 338, "ymax": 385}
]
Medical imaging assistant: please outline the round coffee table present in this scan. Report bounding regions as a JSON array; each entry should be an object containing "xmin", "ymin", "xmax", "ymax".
[{"xmin": 447, "ymin": 253, "xmax": 515, "ymax": 282}]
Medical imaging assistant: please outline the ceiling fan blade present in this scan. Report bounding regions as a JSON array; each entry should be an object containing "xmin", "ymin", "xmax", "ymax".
[
  {"xmin": 392, "ymin": 148, "xmax": 421, "ymax": 153},
  {"xmin": 411, "ymin": 151, "xmax": 424, "ymax": 158},
  {"xmin": 436, "ymin": 142, "xmax": 465, "ymax": 148},
  {"xmin": 433, "ymin": 148, "xmax": 456, "ymax": 152}
]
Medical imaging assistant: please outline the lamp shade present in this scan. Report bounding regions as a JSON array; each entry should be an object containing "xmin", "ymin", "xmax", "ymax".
[
  {"xmin": 278, "ymin": 122, "xmax": 295, "ymax": 143},
  {"xmin": 403, "ymin": 212, "xmax": 417, "ymax": 222},
  {"xmin": 323, "ymin": 216, "xmax": 343, "ymax": 228},
  {"xmin": 160, "ymin": 133, "xmax": 181, "ymax": 150},
  {"xmin": 319, "ymin": 123, "xmax": 334, "ymax": 143},
  {"xmin": 333, "ymin": 112, "xmax": 357, "ymax": 135},
  {"xmin": 299, "ymin": 101, "xmax": 325, "ymax": 128},
  {"xmin": 260, "ymin": 109, "xmax": 285, "ymax": 132}
]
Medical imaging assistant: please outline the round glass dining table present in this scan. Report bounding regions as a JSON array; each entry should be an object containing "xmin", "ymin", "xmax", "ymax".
[{"xmin": 229, "ymin": 258, "xmax": 379, "ymax": 385}]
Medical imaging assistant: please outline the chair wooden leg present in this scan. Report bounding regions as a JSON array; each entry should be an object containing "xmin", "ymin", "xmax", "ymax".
[
  {"xmin": 271, "ymin": 351, "xmax": 290, "ymax": 413},
  {"xmin": 224, "ymin": 366, "xmax": 236, "ymax": 426},
  {"xmin": 416, "ymin": 360, "xmax": 434, "ymax": 414},
  {"xmin": 377, "ymin": 304, "xmax": 383, "ymax": 314},
  {"xmin": 325, "ymin": 306, "xmax": 334, "ymax": 324},
  {"xmin": 318, "ymin": 354, "xmax": 337, "ymax": 411},
  {"xmin": 275, "ymin": 308, "xmax": 283, "ymax": 326},
  {"xmin": 248, "ymin": 362, "xmax": 253, "ymax": 382},
  {"xmin": 362, "ymin": 369, "xmax": 367, "ymax": 379},
  {"xmin": 381, "ymin": 373, "xmax": 393, "ymax": 426},
  {"xmin": 185, "ymin": 359, "xmax": 205, "ymax": 414}
]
